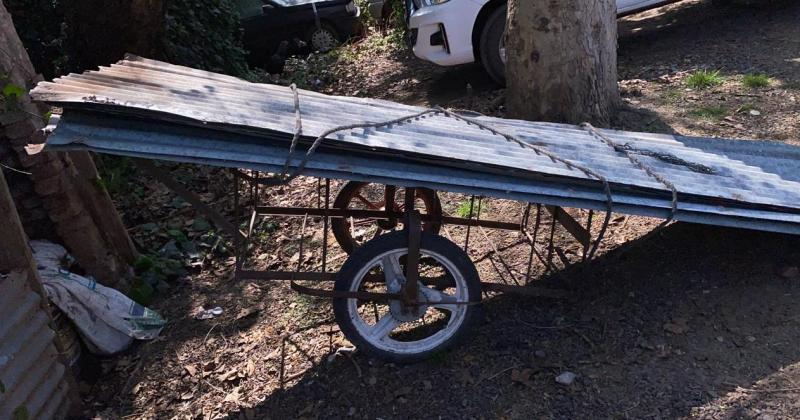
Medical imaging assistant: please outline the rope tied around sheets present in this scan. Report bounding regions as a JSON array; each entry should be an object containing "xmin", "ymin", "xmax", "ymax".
[
  {"xmin": 579, "ymin": 122, "xmax": 681, "ymax": 218},
  {"xmin": 261, "ymin": 86, "xmax": 708, "ymax": 257}
]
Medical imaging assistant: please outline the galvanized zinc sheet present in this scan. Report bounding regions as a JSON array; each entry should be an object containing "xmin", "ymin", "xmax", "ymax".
[
  {"xmin": 0, "ymin": 271, "xmax": 70, "ymax": 420},
  {"xmin": 31, "ymin": 56, "xmax": 800, "ymax": 211},
  {"xmin": 44, "ymin": 112, "xmax": 800, "ymax": 235},
  {"xmin": 31, "ymin": 56, "xmax": 800, "ymax": 234}
]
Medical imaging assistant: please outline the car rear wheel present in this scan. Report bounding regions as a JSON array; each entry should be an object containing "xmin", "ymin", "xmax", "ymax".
[
  {"xmin": 479, "ymin": 6, "xmax": 507, "ymax": 86},
  {"xmin": 308, "ymin": 24, "xmax": 340, "ymax": 52}
]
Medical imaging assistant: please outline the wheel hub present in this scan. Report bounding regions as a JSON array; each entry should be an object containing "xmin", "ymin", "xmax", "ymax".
[
  {"xmin": 387, "ymin": 280, "xmax": 428, "ymax": 321},
  {"xmin": 311, "ymin": 29, "xmax": 337, "ymax": 52}
]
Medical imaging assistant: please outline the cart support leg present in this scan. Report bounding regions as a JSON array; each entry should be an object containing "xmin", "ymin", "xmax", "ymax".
[{"xmin": 403, "ymin": 188, "xmax": 420, "ymax": 306}]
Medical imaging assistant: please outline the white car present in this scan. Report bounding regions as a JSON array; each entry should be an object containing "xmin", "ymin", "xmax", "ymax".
[{"xmin": 407, "ymin": 0, "xmax": 684, "ymax": 84}]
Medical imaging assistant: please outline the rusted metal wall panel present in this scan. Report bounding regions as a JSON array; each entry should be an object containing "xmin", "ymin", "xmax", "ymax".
[{"xmin": 0, "ymin": 270, "xmax": 70, "ymax": 420}]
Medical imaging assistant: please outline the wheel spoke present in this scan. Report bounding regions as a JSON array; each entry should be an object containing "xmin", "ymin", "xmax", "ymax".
[
  {"xmin": 380, "ymin": 254, "xmax": 405, "ymax": 292},
  {"xmin": 354, "ymin": 193, "xmax": 381, "ymax": 209},
  {"xmin": 352, "ymin": 218, "xmax": 380, "ymax": 227},
  {"xmin": 421, "ymin": 286, "xmax": 459, "ymax": 313},
  {"xmin": 369, "ymin": 313, "xmax": 401, "ymax": 339}
]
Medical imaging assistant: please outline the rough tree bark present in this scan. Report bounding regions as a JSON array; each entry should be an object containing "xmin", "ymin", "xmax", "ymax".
[
  {"xmin": 67, "ymin": 0, "xmax": 165, "ymax": 70},
  {"xmin": 505, "ymin": 0, "xmax": 620, "ymax": 125},
  {"xmin": 1, "ymin": 3, "xmax": 137, "ymax": 289}
]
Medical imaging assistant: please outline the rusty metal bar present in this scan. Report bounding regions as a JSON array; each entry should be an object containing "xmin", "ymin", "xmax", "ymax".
[
  {"xmin": 385, "ymin": 185, "xmax": 397, "ymax": 227},
  {"xmin": 477, "ymin": 226, "xmax": 520, "ymax": 285},
  {"xmin": 322, "ymin": 178, "xmax": 330, "ymax": 273},
  {"xmin": 136, "ymin": 159, "xmax": 245, "ymax": 242},
  {"xmin": 236, "ymin": 270, "xmax": 336, "ymax": 281},
  {"xmin": 545, "ymin": 205, "xmax": 591, "ymax": 248},
  {"xmin": 297, "ymin": 214, "xmax": 308, "ymax": 272},
  {"xmin": 525, "ymin": 204, "xmax": 543, "ymax": 284},
  {"xmin": 404, "ymin": 198, "xmax": 421, "ymax": 305},
  {"xmin": 463, "ymin": 195, "xmax": 476, "ymax": 252},
  {"xmin": 255, "ymin": 206, "xmax": 522, "ymax": 230},
  {"xmin": 239, "ymin": 269, "xmax": 569, "ymax": 300},
  {"xmin": 290, "ymin": 282, "xmax": 402, "ymax": 302},
  {"xmin": 583, "ymin": 209, "xmax": 595, "ymax": 261}
]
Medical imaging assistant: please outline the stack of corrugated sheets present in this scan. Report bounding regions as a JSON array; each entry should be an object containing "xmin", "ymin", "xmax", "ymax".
[{"xmin": 31, "ymin": 55, "xmax": 800, "ymax": 234}]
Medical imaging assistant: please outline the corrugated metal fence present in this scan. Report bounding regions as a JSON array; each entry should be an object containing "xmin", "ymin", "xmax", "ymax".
[{"xmin": 0, "ymin": 269, "xmax": 71, "ymax": 419}]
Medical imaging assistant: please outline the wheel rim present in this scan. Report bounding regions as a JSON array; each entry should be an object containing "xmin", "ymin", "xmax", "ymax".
[
  {"xmin": 346, "ymin": 248, "xmax": 469, "ymax": 354},
  {"xmin": 311, "ymin": 28, "xmax": 338, "ymax": 52},
  {"xmin": 335, "ymin": 183, "xmax": 439, "ymax": 253}
]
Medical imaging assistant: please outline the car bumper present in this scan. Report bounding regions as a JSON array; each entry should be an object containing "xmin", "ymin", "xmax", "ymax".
[{"xmin": 407, "ymin": 0, "xmax": 483, "ymax": 66}]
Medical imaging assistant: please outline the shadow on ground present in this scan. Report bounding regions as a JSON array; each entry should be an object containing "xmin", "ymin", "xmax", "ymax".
[{"xmin": 222, "ymin": 223, "xmax": 800, "ymax": 419}]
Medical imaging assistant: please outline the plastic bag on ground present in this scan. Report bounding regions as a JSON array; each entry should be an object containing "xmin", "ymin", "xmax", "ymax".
[{"xmin": 31, "ymin": 240, "xmax": 166, "ymax": 355}]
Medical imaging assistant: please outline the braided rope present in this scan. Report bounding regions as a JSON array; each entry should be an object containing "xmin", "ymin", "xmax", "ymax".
[
  {"xmin": 264, "ymin": 88, "xmax": 619, "ymax": 258},
  {"xmin": 580, "ymin": 122, "xmax": 679, "ymax": 217}
]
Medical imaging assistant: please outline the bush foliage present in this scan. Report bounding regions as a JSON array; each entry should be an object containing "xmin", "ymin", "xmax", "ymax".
[
  {"xmin": 6, "ymin": 0, "xmax": 251, "ymax": 79},
  {"xmin": 161, "ymin": 0, "xmax": 251, "ymax": 77},
  {"xmin": 5, "ymin": 0, "xmax": 70, "ymax": 79}
]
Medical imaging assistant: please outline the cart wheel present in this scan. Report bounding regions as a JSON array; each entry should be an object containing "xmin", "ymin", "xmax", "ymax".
[
  {"xmin": 331, "ymin": 182, "xmax": 441, "ymax": 254},
  {"xmin": 333, "ymin": 231, "xmax": 481, "ymax": 363}
]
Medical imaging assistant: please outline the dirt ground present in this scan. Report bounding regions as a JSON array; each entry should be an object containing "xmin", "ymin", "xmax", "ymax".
[{"xmin": 80, "ymin": 1, "xmax": 800, "ymax": 418}]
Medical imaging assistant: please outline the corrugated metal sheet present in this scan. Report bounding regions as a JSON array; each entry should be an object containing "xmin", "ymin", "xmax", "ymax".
[
  {"xmin": 0, "ymin": 270, "xmax": 70, "ymax": 420},
  {"xmin": 31, "ymin": 56, "xmax": 800, "ymax": 235}
]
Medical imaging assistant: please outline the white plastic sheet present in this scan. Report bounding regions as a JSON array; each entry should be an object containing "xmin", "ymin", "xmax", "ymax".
[{"xmin": 31, "ymin": 241, "xmax": 166, "ymax": 355}]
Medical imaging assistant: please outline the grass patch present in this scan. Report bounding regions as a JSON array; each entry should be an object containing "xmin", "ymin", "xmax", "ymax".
[
  {"xmin": 742, "ymin": 73, "xmax": 770, "ymax": 89},
  {"xmin": 690, "ymin": 106, "xmax": 727, "ymax": 120},
  {"xmin": 685, "ymin": 70, "xmax": 724, "ymax": 89},
  {"xmin": 455, "ymin": 199, "xmax": 490, "ymax": 218}
]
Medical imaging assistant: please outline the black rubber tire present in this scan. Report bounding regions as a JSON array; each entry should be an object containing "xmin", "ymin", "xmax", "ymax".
[
  {"xmin": 330, "ymin": 182, "xmax": 442, "ymax": 255},
  {"xmin": 333, "ymin": 231, "xmax": 482, "ymax": 363},
  {"xmin": 479, "ymin": 5, "xmax": 507, "ymax": 86}
]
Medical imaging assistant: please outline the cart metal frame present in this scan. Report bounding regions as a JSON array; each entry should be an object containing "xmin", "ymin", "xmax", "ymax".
[{"xmin": 138, "ymin": 159, "xmax": 606, "ymax": 304}]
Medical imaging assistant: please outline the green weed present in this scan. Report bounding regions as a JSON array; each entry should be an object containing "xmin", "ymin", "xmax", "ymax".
[
  {"xmin": 690, "ymin": 106, "xmax": 727, "ymax": 120},
  {"xmin": 456, "ymin": 199, "xmax": 490, "ymax": 218},
  {"xmin": 685, "ymin": 70, "xmax": 724, "ymax": 89},
  {"xmin": 742, "ymin": 73, "xmax": 770, "ymax": 89}
]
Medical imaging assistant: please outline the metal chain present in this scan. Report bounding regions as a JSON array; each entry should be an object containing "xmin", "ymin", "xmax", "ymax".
[{"xmin": 580, "ymin": 122, "xmax": 678, "ymax": 217}]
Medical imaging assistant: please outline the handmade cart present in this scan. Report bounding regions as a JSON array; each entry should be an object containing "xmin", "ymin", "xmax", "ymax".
[{"xmin": 32, "ymin": 56, "xmax": 800, "ymax": 362}]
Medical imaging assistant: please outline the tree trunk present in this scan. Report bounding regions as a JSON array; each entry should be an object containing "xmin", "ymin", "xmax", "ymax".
[
  {"xmin": 1, "ymin": 3, "xmax": 137, "ymax": 289},
  {"xmin": 505, "ymin": 0, "xmax": 620, "ymax": 125},
  {"xmin": 67, "ymin": 0, "xmax": 165, "ymax": 70}
]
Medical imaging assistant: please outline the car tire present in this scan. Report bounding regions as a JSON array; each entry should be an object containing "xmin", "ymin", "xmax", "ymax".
[
  {"xmin": 479, "ymin": 5, "xmax": 507, "ymax": 86},
  {"xmin": 308, "ymin": 23, "xmax": 340, "ymax": 52}
]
